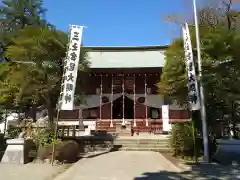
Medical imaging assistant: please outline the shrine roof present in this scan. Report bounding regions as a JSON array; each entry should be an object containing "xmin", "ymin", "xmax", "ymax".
[{"xmin": 84, "ymin": 45, "xmax": 167, "ymax": 68}]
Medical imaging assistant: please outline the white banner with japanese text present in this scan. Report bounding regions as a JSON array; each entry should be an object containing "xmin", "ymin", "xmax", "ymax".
[
  {"xmin": 162, "ymin": 105, "xmax": 171, "ymax": 132},
  {"xmin": 59, "ymin": 25, "xmax": 84, "ymax": 110},
  {"xmin": 182, "ymin": 23, "xmax": 201, "ymax": 111}
]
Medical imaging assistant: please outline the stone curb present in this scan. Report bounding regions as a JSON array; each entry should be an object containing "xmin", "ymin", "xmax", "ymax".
[
  {"xmin": 80, "ymin": 150, "xmax": 111, "ymax": 158},
  {"xmin": 158, "ymin": 153, "xmax": 183, "ymax": 172}
]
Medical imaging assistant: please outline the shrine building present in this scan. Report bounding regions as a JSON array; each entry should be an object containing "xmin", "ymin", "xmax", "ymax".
[{"xmin": 59, "ymin": 45, "xmax": 191, "ymax": 135}]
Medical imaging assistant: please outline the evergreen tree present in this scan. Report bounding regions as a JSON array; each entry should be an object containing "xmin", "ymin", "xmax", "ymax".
[
  {"xmin": 0, "ymin": 0, "xmax": 47, "ymax": 31},
  {"xmin": 0, "ymin": 0, "xmax": 49, "ymax": 62}
]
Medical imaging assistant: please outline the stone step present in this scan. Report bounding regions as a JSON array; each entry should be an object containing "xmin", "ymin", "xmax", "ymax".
[
  {"xmin": 114, "ymin": 140, "xmax": 169, "ymax": 145},
  {"xmin": 113, "ymin": 140, "xmax": 169, "ymax": 144},
  {"xmin": 115, "ymin": 137, "xmax": 170, "ymax": 140},
  {"xmin": 114, "ymin": 143, "xmax": 169, "ymax": 147},
  {"xmin": 118, "ymin": 147, "xmax": 172, "ymax": 153},
  {"xmin": 114, "ymin": 138, "xmax": 169, "ymax": 142}
]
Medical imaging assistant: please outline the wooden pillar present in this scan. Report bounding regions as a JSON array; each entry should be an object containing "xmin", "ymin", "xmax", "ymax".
[
  {"xmin": 78, "ymin": 108, "xmax": 84, "ymax": 134},
  {"xmin": 122, "ymin": 74, "xmax": 125, "ymax": 125},
  {"xmin": 145, "ymin": 74, "xmax": 148, "ymax": 126},
  {"xmin": 110, "ymin": 74, "xmax": 113, "ymax": 127},
  {"xmin": 100, "ymin": 74, "xmax": 103, "ymax": 120},
  {"xmin": 133, "ymin": 74, "xmax": 136, "ymax": 127}
]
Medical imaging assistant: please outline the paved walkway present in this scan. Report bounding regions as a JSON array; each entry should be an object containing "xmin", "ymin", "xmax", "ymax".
[
  {"xmin": 54, "ymin": 151, "xmax": 181, "ymax": 180},
  {"xmin": 0, "ymin": 163, "xmax": 69, "ymax": 180}
]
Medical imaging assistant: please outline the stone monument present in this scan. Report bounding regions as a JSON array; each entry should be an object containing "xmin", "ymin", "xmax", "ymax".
[{"xmin": 1, "ymin": 138, "xmax": 34, "ymax": 164}]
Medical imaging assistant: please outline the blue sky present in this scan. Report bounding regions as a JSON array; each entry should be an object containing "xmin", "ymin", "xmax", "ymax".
[{"xmin": 44, "ymin": 0, "xmax": 197, "ymax": 46}]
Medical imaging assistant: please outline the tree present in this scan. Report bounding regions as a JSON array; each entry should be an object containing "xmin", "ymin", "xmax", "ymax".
[
  {"xmin": 2, "ymin": 27, "xmax": 89, "ymax": 124},
  {"xmin": 0, "ymin": 0, "xmax": 49, "ymax": 61},
  {"xmin": 158, "ymin": 22, "xmax": 240, "ymax": 134},
  {"xmin": 160, "ymin": 1, "xmax": 240, "ymax": 136},
  {"xmin": 0, "ymin": 0, "xmax": 47, "ymax": 30},
  {"xmin": 165, "ymin": 0, "xmax": 240, "ymax": 31}
]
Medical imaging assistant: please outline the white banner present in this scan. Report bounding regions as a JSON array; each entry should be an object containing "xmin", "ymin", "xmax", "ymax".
[
  {"xmin": 59, "ymin": 25, "xmax": 84, "ymax": 110},
  {"xmin": 162, "ymin": 105, "xmax": 171, "ymax": 132},
  {"xmin": 182, "ymin": 23, "xmax": 201, "ymax": 111}
]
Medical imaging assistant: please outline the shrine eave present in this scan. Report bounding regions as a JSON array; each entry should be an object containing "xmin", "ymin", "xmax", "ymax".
[
  {"xmin": 85, "ymin": 45, "xmax": 167, "ymax": 69},
  {"xmin": 84, "ymin": 45, "xmax": 168, "ymax": 51}
]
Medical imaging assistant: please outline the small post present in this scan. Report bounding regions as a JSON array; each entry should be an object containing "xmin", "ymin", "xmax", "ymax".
[
  {"xmin": 122, "ymin": 74, "xmax": 125, "ymax": 125},
  {"xmin": 51, "ymin": 109, "xmax": 60, "ymax": 166},
  {"xmin": 144, "ymin": 74, "xmax": 148, "ymax": 126},
  {"xmin": 3, "ymin": 109, "xmax": 7, "ymax": 137},
  {"xmin": 110, "ymin": 74, "xmax": 113, "ymax": 127},
  {"xmin": 133, "ymin": 74, "xmax": 136, "ymax": 127},
  {"xmin": 100, "ymin": 74, "xmax": 103, "ymax": 120},
  {"xmin": 191, "ymin": 116, "xmax": 198, "ymax": 163}
]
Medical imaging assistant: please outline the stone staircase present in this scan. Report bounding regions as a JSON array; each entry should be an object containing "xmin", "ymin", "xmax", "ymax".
[{"xmin": 113, "ymin": 135, "xmax": 172, "ymax": 152}]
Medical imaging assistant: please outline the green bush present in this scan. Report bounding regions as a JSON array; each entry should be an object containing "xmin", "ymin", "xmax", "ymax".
[
  {"xmin": 37, "ymin": 140, "xmax": 79, "ymax": 163},
  {"xmin": 20, "ymin": 121, "xmax": 56, "ymax": 149},
  {"xmin": 6, "ymin": 125, "xmax": 21, "ymax": 139},
  {"xmin": 35, "ymin": 127, "xmax": 56, "ymax": 148},
  {"xmin": 37, "ymin": 140, "xmax": 62, "ymax": 161},
  {"xmin": 169, "ymin": 121, "xmax": 202, "ymax": 158},
  {"xmin": 56, "ymin": 140, "xmax": 79, "ymax": 163}
]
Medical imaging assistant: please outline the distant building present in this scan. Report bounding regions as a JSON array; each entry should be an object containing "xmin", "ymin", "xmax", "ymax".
[{"xmin": 59, "ymin": 45, "xmax": 190, "ymax": 135}]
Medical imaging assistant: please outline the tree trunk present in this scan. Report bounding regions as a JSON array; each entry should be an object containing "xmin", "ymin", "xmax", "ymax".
[
  {"xmin": 231, "ymin": 101, "xmax": 238, "ymax": 139},
  {"xmin": 46, "ymin": 99, "xmax": 54, "ymax": 125},
  {"xmin": 32, "ymin": 104, "xmax": 37, "ymax": 122}
]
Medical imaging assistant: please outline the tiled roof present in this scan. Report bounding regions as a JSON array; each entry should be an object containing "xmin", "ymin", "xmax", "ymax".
[{"xmin": 85, "ymin": 45, "xmax": 167, "ymax": 68}]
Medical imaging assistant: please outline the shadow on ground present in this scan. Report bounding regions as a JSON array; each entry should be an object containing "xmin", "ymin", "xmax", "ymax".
[{"xmin": 134, "ymin": 163, "xmax": 240, "ymax": 180}]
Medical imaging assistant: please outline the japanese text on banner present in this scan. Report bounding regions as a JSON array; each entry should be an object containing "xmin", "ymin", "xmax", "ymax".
[
  {"xmin": 182, "ymin": 23, "xmax": 201, "ymax": 111},
  {"xmin": 59, "ymin": 25, "xmax": 83, "ymax": 110}
]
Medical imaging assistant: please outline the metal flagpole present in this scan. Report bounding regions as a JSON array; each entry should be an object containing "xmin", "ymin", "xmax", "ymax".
[{"xmin": 193, "ymin": 0, "xmax": 209, "ymax": 162}]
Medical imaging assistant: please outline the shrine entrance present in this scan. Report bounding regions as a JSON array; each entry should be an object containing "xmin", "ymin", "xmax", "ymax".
[{"xmin": 112, "ymin": 96, "xmax": 134, "ymax": 119}]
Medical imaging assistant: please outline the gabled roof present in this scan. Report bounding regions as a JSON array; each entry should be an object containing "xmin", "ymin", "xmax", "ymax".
[
  {"xmin": 85, "ymin": 45, "xmax": 168, "ymax": 51},
  {"xmin": 85, "ymin": 45, "xmax": 167, "ymax": 68}
]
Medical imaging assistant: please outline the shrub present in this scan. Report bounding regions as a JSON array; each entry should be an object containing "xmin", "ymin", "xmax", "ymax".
[
  {"xmin": 19, "ymin": 120, "xmax": 56, "ymax": 149},
  {"xmin": 37, "ymin": 140, "xmax": 79, "ymax": 163},
  {"xmin": 56, "ymin": 140, "xmax": 79, "ymax": 163},
  {"xmin": 169, "ymin": 121, "xmax": 202, "ymax": 158},
  {"xmin": 35, "ymin": 127, "xmax": 56, "ymax": 148},
  {"xmin": 6, "ymin": 125, "xmax": 21, "ymax": 139},
  {"xmin": 37, "ymin": 140, "xmax": 62, "ymax": 161}
]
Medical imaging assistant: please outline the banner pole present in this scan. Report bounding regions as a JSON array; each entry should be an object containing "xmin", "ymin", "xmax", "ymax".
[
  {"xmin": 193, "ymin": 0, "xmax": 209, "ymax": 163},
  {"xmin": 51, "ymin": 25, "xmax": 87, "ymax": 166},
  {"xmin": 51, "ymin": 109, "xmax": 60, "ymax": 166}
]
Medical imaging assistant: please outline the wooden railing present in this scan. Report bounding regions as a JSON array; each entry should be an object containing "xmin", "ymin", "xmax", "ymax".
[
  {"xmin": 57, "ymin": 118, "xmax": 190, "ymax": 137},
  {"xmin": 95, "ymin": 119, "xmax": 186, "ymax": 135}
]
